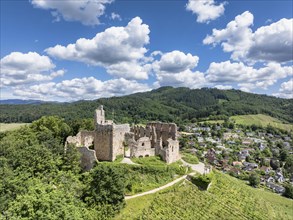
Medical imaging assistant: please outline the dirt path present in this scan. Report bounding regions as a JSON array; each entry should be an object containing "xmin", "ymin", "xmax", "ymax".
[
  {"xmin": 123, "ymin": 157, "xmax": 210, "ymax": 200},
  {"xmin": 125, "ymin": 172, "xmax": 196, "ymax": 200},
  {"xmin": 120, "ymin": 157, "xmax": 139, "ymax": 165}
]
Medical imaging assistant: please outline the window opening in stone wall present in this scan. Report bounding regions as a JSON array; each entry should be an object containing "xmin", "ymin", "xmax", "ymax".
[{"xmin": 142, "ymin": 142, "xmax": 145, "ymax": 146}]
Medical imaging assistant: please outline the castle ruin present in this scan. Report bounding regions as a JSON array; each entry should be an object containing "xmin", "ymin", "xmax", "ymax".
[{"xmin": 66, "ymin": 106, "xmax": 180, "ymax": 170}]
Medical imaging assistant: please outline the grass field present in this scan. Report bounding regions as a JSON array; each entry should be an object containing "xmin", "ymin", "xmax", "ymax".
[
  {"xmin": 101, "ymin": 159, "xmax": 186, "ymax": 196},
  {"xmin": 116, "ymin": 171, "xmax": 293, "ymax": 220},
  {"xmin": 230, "ymin": 114, "xmax": 293, "ymax": 131},
  {"xmin": 0, "ymin": 123, "xmax": 30, "ymax": 132}
]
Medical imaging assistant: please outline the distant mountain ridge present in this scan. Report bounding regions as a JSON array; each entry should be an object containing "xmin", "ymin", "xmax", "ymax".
[
  {"xmin": 0, "ymin": 99, "xmax": 45, "ymax": 105},
  {"xmin": 0, "ymin": 87, "xmax": 292, "ymax": 124}
]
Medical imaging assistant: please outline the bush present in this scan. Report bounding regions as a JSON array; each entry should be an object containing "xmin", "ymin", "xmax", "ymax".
[
  {"xmin": 190, "ymin": 173, "xmax": 213, "ymax": 190},
  {"xmin": 283, "ymin": 184, "xmax": 293, "ymax": 199},
  {"xmin": 249, "ymin": 173, "xmax": 260, "ymax": 187},
  {"xmin": 182, "ymin": 153, "xmax": 199, "ymax": 164}
]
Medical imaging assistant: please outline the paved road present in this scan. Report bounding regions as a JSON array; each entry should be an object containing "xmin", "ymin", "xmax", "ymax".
[
  {"xmin": 180, "ymin": 159, "xmax": 209, "ymax": 175},
  {"xmin": 125, "ymin": 172, "xmax": 196, "ymax": 200}
]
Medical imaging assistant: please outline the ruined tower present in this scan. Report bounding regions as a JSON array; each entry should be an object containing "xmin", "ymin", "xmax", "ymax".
[{"xmin": 94, "ymin": 105, "xmax": 130, "ymax": 161}]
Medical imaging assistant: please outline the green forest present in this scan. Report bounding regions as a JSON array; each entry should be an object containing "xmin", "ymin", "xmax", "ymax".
[
  {"xmin": 1, "ymin": 87, "xmax": 292, "ymax": 125},
  {"xmin": 0, "ymin": 116, "xmax": 188, "ymax": 219}
]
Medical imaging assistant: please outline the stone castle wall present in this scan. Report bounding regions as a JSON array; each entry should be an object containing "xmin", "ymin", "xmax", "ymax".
[
  {"xmin": 66, "ymin": 131, "xmax": 95, "ymax": 148},
  {"xmin": 129, "ymin": 122, "xmax": 179, "ymax": 163},
  {"xmin": 112, "ymin": 124, "xmax": 130, "ymax": 160},
  {"xmin": 77, "ymin": 147, "xmax": 97, "ymax": 171},
  {"xmin": 66, "ymin": 106, "xmax": 180, "ymax": 168},
  {"xmin": 94, "ymin": 124, "xmax": 113, "ymax": 161}
]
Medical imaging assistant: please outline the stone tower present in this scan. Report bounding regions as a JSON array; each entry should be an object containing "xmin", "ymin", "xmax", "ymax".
[
  {"xmin": 94, "ymin": 105, "xmax": 130, "ymax": 161},
  {"xmin": 95, "ymin": 105, "xmax": 105, "ymax": 125}
]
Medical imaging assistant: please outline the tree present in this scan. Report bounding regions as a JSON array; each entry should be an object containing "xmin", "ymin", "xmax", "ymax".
[
  {"xmin": 31, "ymin": 116, "xmax": 71, "ymax": 141},
  {"xmin": 283, "ymin": 184, "xmax": 293, "ymax": 199},
  {"xmin": 249, "ymin": 173, "xmax": 260, "ymax": 187},
  {"xmin": 284, "ymin": 155, "xmax": 293, "ymax": 174},
  {"xmin": 83, "ymin": 164, "xmax": 126, "ymax": 213},
  {"xmin": 5, "ymin": 179, "xmax": 96, "ymax": 219},
  {"xmin": 280, "ymin": 149, "xmax": 289, "ymax": 162},
  {"xmin": 270, "ymin": 159, "xmax": 280, "ymax": 170}
]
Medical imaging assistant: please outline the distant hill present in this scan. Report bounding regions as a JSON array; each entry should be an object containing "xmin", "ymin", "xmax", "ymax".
[
  {"xmin": 0, "ymin": 99, "xmax": 45, "ymax": 105},
  {"xmin": 0, "ymin": 87, "xmax": 292, "ymax": 124}
]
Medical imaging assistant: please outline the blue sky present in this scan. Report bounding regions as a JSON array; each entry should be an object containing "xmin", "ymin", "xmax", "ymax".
[{"xmin": 1, "ymin": 0, "xmax": 292, "ymax": 101}]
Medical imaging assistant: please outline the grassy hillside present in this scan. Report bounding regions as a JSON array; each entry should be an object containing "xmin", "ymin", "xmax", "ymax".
[
  {"xmin": 0, "ymin": 123, "xmax": 30, "ymax": 132},
  {"xmin": 231, "ymin": 114, "xmax": 293, "ymax": 131},
  {"xmin": 0, "ymin": 87, "xmax": 292, "ymax": 124},
  {"xmin": 116, "ymin": 172, "xmax": 293, "ymax": 220}
]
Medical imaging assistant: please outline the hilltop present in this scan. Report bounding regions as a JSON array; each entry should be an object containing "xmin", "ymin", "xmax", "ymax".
[{"xmin": 0, "ymin": 87, "xmax": 292, "ymax": 124}]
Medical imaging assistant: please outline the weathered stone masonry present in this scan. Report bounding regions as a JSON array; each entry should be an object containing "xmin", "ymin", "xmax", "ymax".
[{"xmin": 66, "ymin": 105, "xmax": 180, "ymax": 169}]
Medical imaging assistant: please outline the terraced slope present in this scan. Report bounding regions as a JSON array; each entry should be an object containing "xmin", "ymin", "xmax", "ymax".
[{"xmin": 116, "ymin": 172, "xmax": 293, "ymax": 220}]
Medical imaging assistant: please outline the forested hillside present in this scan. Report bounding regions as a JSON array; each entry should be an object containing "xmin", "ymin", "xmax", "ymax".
[{"xmin": 1, "ymin": 87, "xmax": 292, "ymax": 124}]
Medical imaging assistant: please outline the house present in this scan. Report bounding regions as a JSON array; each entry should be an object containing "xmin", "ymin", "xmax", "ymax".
[
  {"xmin": 266, "ymin": 182, "xmax": 285, "ymax": 194},
  {"xmin": 260, "ymin": 166, "xmax": 271, "ymax": 174},
  {"xmin": 266, "ymin": 176, "xmax": 275, "ymax": 183},
  {"xmin": 229, "ymin": 167, "xmax": 241, "ymax": 176},
  {"xmin": 205, "ymin": 148, "xmax": 218, "ymax": 165},
  {"xmin": 258, "ymin": 132, "xmax": 266, "ymax": 137},
  {"xmin": 223, "ymin": 132, "xmax": 239, "ymax": 140},
  {"xmin": 238, "ymin": 155, "xmax": 247, "ymax": 162},
  {"xmin": 246, "ymin": 132, "xmax": 255, "ymax": 137},
  {"xmin": 259, "ymin": 142, "xmax": 267, "ymax": 151},
  {"xmin": 243, "ymin": 162, "xmax": 258, "ymax": 169},
  {"xmin": 275, "ymin": 169, "xmax": 285, "ymax": 183},
  {"xmin": 232, "ymin": 161, "xmax": 243, "ymax": 167},
  {"xmin": 242, "ymin": 138, "xmax": 253, "ymax": 145},
  {"xmin": 197, "ymin": 137, "xmax": 204, "ymax": 143}
]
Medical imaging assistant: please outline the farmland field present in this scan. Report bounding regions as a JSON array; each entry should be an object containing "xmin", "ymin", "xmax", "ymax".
[
  {"xmin": 0, "ymin": 123, "xmax": 30, "ymax": 132},
  {"xmin": 116, "ymin": 171, "xmax": 293, "ymax": 220},
  {"xmin": 230, "ymin": 114, "xmax": 293, "ymax": 131}
]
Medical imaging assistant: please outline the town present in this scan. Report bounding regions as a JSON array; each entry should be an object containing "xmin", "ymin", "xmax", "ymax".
[{"xmin": 180, "ymin": 120, "xmax": 293, "ymax": 195}]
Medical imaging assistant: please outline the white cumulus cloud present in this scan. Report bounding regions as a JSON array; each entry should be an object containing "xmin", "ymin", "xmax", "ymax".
[
  {"xmin": 13, "ymin": 77, "xmax": 151, "ymax": 101},
  {"xmin": 46, "ymin": 17, "xmax": 150, "ymax": 80},
  {"xmin": 0, "ymin": 52, "xmax": 64, "ymax": 86},
  {"xmin": 152, "ymin": 50, "xmax": 206, "ymax": 88},
  {"xmin": 273, "ymin": 79, "xmax": 293, "ymax": 99},
  {"xmin": 204, "ymin": 11, "xmax": 293, "ymax": 62},
  {"xmin": 206, "ymin": 61, "xmax": 292, "ymax": 91},
  {"xmin": 186, "ymin": 0, "xmax": 226, "ymax": 23},
  {"xmin": 31, "ymin": 0, "xmax": 113, "ymax": 26}
]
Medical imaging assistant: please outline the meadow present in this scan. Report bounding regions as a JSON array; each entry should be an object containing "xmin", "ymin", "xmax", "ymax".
[
  {"xmin": 0, "ymin": 123, "xmax": 30, "ymax": 132},
  {"xmin": 230, "ymin": 114, "xmax": 293, "ymax": 131}
]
